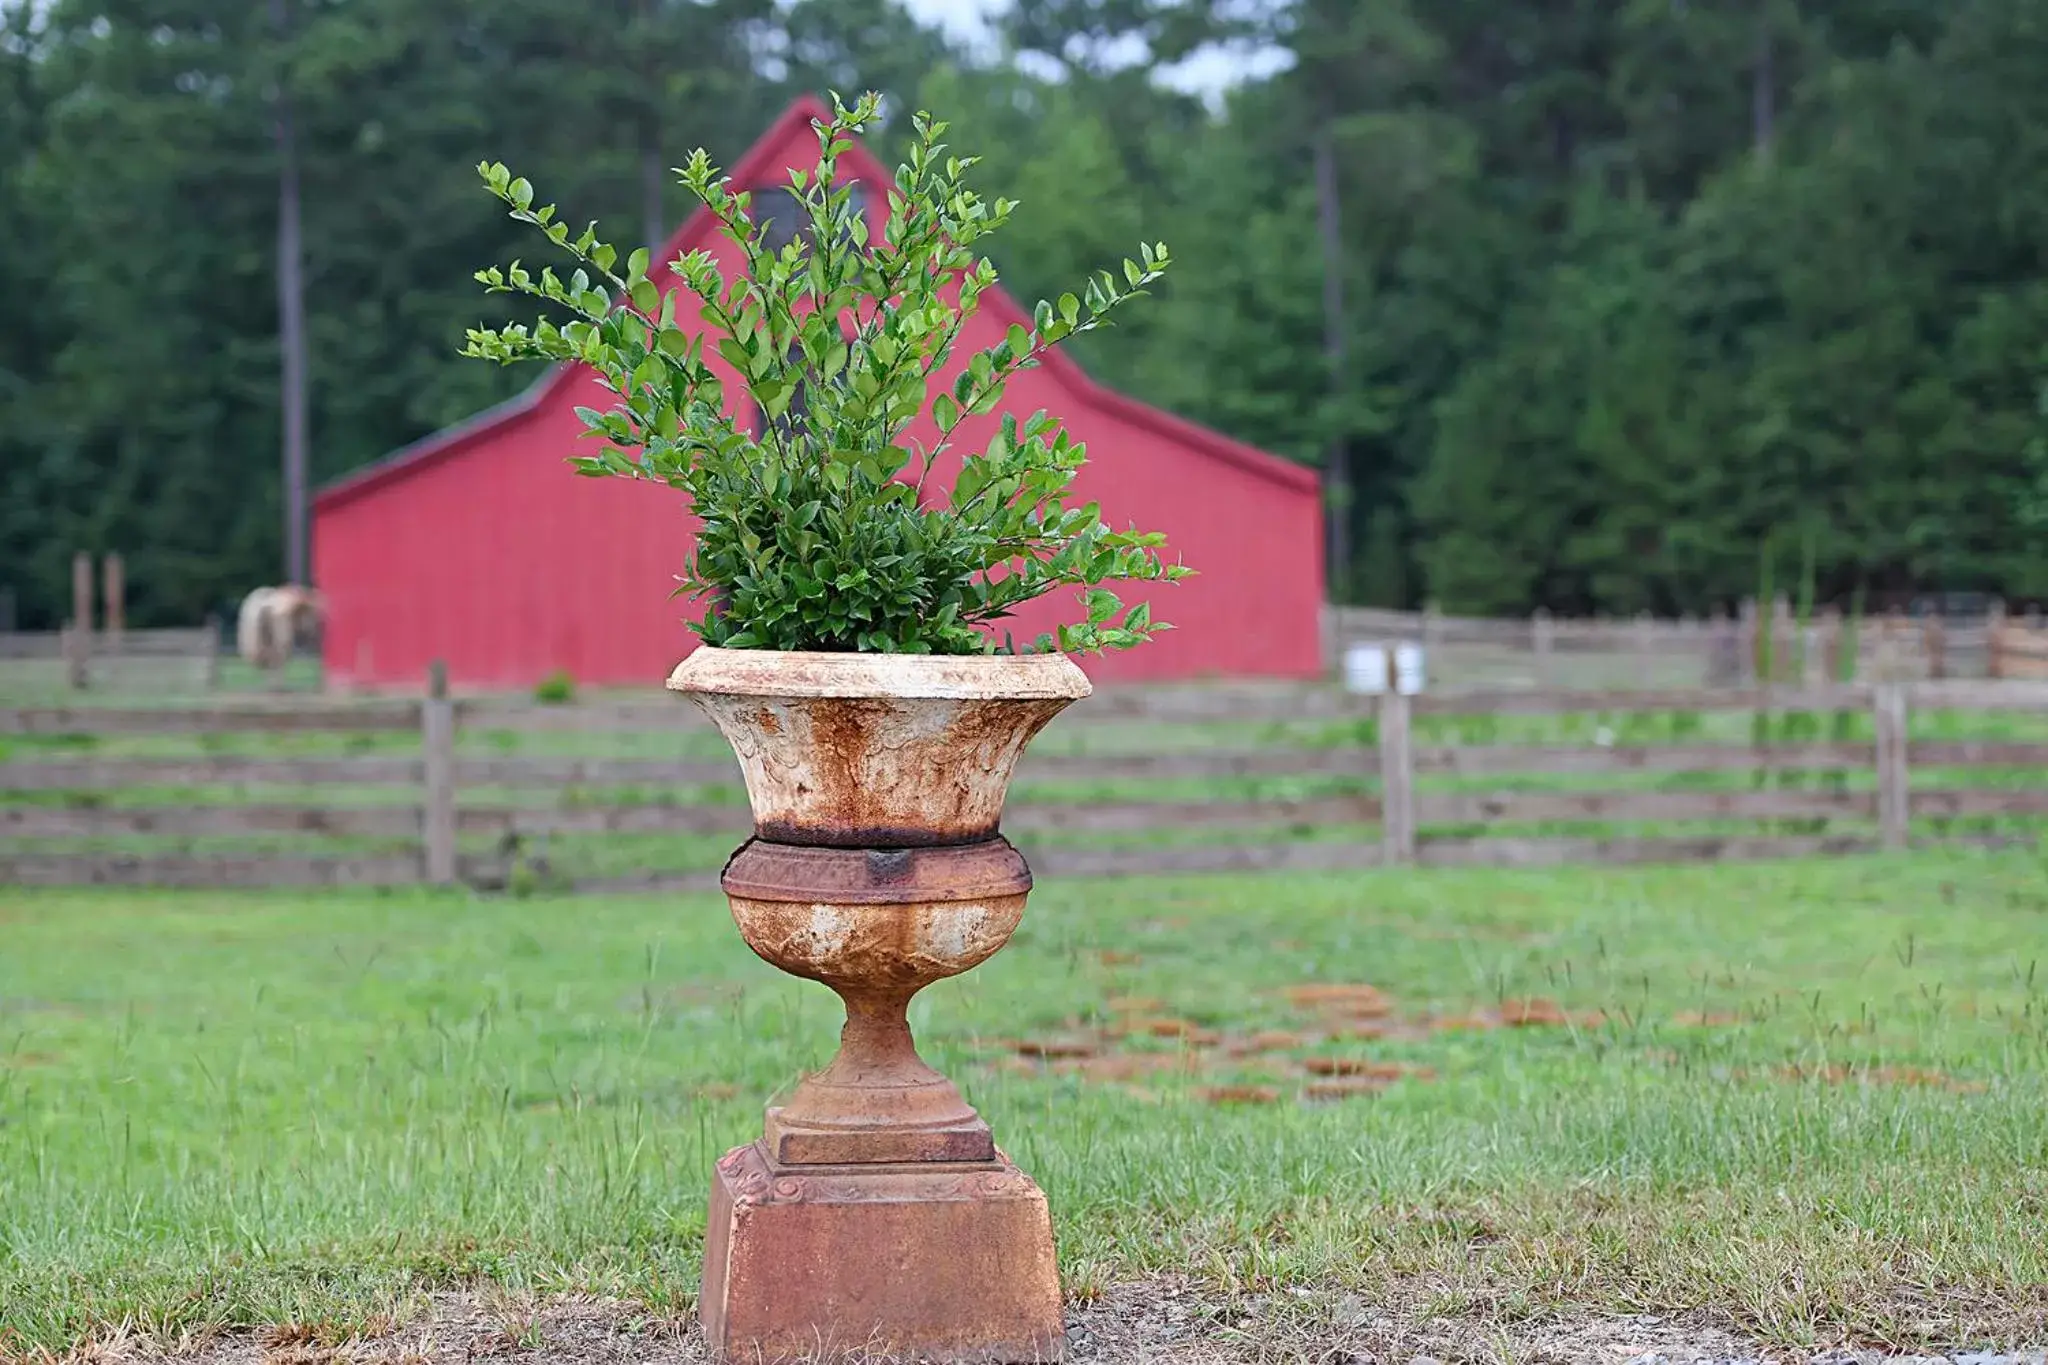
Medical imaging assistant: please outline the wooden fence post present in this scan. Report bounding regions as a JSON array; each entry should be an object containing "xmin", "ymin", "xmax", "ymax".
[
  {"xmin": 71, "ymin": 550, "xmax": 92, "ymax": 635},
  {"xmin": 1923, "ymin": 613, "xmax": 1947, "ymax": 681},
  {"xmin": 1378, "ymin": 691, "xmax": 1415, "ymax": 866},
  {"xmin": 422, "ymin": 660, "xmax": 457, "ymax": 885},
  {"xmin": 1801, "ymin": 607, "xmax": 1836, "ymax": 687},
  {"xmin": 103, "ymin": 552, "xmax": 125, "ymax": 649},
  {"xmin": 59, "ymin": 624, "xmax": 84, "ymax": 689},
  {"xmin": 1738, "ymin": 597, "xmax": 1759, "ymax": 684},
  {"xmin": 200, "ymin": 613, "xmax": 221, "ymax": 689},
  {"xmin": 1874, "ymin": 682, "xmax": 1909, "ymax": 851},
  {"xmin": 68, "ymin": 551, "xmax": 93, "ymax": 689}
]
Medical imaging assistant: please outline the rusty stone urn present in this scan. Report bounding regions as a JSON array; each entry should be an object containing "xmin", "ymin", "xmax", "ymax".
[{"xmin": 669, "ymin": 646, "xmax": 1091, "ymax": 1363}]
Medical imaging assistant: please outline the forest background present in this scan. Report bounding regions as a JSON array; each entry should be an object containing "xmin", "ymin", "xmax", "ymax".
[{"xmin": 5, "ymin": 0, "xmax": 2048, "ymax": 629}]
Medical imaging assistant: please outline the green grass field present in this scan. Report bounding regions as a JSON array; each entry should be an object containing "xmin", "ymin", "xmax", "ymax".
[{"xmin": 4, "ymin": 850, "xmax": 2046, "ymax": 1355}]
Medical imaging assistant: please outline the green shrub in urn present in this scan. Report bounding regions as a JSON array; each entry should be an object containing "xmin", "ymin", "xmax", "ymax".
[{"xmin": 462, "ymin": 91, "xmax": 1187, "ymax": 656}]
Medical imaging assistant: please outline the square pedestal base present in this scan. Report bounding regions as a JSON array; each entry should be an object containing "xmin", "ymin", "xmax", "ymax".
[{"xmin": 700, "ymin": 1140, "xmax": 1065, "ymax": 1363}]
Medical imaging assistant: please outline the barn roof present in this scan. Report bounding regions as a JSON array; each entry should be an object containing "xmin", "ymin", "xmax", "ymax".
[{"xmin": 316, "ymin": 94, "xmax": 1319, "ymax": 513}]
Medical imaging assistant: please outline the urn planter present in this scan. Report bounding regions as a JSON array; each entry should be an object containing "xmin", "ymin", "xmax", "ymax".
[{"xmin": 670, "ymin": 647, "xmax": 1091, "ymax": 1364}]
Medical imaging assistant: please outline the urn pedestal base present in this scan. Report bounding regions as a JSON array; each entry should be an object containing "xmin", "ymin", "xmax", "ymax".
[{"xmin": 700, "ymin": 1140, "xmax": 1065, "ymax": 1364}]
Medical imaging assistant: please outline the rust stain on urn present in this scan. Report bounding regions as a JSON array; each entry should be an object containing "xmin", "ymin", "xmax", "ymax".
[{"xmin": 669, "ymin": 648, "xmax": 1091, "ymax": 847}]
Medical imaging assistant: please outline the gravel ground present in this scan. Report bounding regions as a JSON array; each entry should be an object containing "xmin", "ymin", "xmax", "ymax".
[{"xmin": 29, "ymin": 1281, "xmax": 2043, "ymax": 1365}]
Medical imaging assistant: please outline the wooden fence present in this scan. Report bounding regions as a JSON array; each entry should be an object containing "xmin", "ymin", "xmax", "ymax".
[
  {"xmin": 0, "ymin": 625, "xmax": 218, "ymax": 689},
  {"xmin": 1327, "ymin": 602, "xmax": 2048, "ymax": 689},
  {"xmin": 4, "ymin": 679, "xmax": 2044, "ymax": 889}
]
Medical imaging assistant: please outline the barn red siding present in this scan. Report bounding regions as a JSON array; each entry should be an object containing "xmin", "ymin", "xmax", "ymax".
[{"xmin": 314, "ymin": 96, "xmax": 1323, "ymax": 692}]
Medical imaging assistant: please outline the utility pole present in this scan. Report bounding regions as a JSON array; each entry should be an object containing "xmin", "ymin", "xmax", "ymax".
[{"xmin": 272, "ymin": 0, "xmax": 311, "ymax": 586}]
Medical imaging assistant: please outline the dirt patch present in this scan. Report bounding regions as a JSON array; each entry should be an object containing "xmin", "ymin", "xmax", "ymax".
[
  {"xmin": 1301, "ymin": 1058, "xmax": 1428, "ymax": 1081},
  {"xmin": 1282, "ymin": 984, "xmax": 1393, "ymax": 1019},
  {"xmin": 991, "ymin": 979, "xmax": 1622, "ymax": 1103},
  {"xmin": 1777, "ymin": 1063, "xmax": 1988, "ymax": 1094},
  {"xmin": 1223, "ymin": 1030, "xmax": 1304, "ymax": 1057},
  {"xmin": 1055, "ymin": 1053, "xmax": 1202, "ymax": 1084},
  {"xmin": 1005, "ymin": 1036, "xmax": 1098, "ymax": 1060},
  {"xmin": 1115, "ymin": 1017, "xmax": 1221, "ymax": 1045},
  {"xmin": 1194, "ymin": 1084, "xmax": 1282, "ymax": 1105},
  {"xmin": 17, "ymin": 1280, "xmax": 2032, "ymax": 1365}
]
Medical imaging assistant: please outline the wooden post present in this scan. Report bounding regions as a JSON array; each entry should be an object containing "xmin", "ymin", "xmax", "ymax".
[
  {"xmin": 1874, "ymin": 683, "xmax": 1909, "ymax": 851},
  {"xmin": 1771, "ymin": 595, "xmax": 1791, "ymax": 683},
  {"xmin": 102, "ymin": 552, "xmax": 125, "ymax": 648},
  {"xmin": 1877, "ymin": 607, "xmax": 1907, "ymax": 681},
  {"xmin": 201, "ymin": 613, "xmax": 221, "ymax": 688},
  {"xmin": 1738, "ymin": 597, "xmax": 1759, "ymax": 684},
  {"xmin": 1802, "ymin": 607, "xmax": 1836, "ymax": 687},
  {"xmin": 422, "ymin": 660, "xmax": 457, "ymax": 885},
  {"xmin": 1704, "ymin": 608, "xmax": 1724, "ymax": 687},
  {"xmin": 60, "ymin": 623, "xmax": 88, "ymax": 690},
  {"xmin": 71, "ymin": 551, "xmax": 93, "ymax": 635},
  {"xmin": 1421, "ymin": 600, "xmax": 1443, "ymax": 655},
  {"xmin": 1377, "ymin": 691, "xmax": 1415, "ymax": 866},
  {"xmin": 1530, "ymin": 608, "xmax": 1553, "ymax": 657},
  {"xmin": 1923, "ymin": 612, "xmax": 1947, "ymax": 681},
  {"xmin": 69, "ymin": 551, "xmax": 92, "ymax": 688}
]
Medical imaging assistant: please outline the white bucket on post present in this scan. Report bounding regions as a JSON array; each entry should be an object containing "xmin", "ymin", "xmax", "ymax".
[
  {"xmin": 1342, "ymin": 644, "xmax": 1389, "ymax": 695},
  {"xmin": 1394, "ymin": 642, "xmax": 1426, "ymax": 695}
]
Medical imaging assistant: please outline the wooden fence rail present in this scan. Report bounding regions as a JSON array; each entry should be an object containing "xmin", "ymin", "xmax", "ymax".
[
  {"xmin": 3, "ymin": 680, "xmax": 2043, "ymax": 888},
  {"xmin": 0, "ymin": 625, "xmax": 218, "ymax": 690}
]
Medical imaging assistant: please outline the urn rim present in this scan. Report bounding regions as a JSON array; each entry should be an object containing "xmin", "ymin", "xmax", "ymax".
[{"xmin": 666, "ymin": 646, "xmax": 1093, "ymax": 702}]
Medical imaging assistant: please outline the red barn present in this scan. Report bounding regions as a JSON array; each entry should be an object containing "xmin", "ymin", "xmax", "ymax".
[{"xmin": 313, "ymin": 96, "xmax": 1324, "ymax": 691}]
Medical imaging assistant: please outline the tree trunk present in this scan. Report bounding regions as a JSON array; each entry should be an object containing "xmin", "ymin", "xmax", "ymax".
[
  {"xmin": 1751, "ymin": 7, "xmax": 1775, "ymax": 156},
  {"xmin": 271, "ymin": 0, "xmax": 310, "ymax": 587},
  {"xmin": 1313, "ymin": 122, "xmax": 1351, "ymax": 602},
  {"xmin": 642, "ymin": 138, "xmax": 665, "ymax": 254},
  {"xmin": 638, "ymin": 0, "xmax": 664, "ymax": 253}
]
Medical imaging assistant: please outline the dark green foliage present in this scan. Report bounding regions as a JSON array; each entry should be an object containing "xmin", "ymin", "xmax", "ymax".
[
  {"xmin": 464, "ymin": 95, "xmax": 1186, "ymax": 654},
  {"xmin": 533, "ymin": 670, "xmax": 576, "ymax": 705},
  {"xmin": 4, "ymin": 0, "xmax": 2045, "ymax": 626}
]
